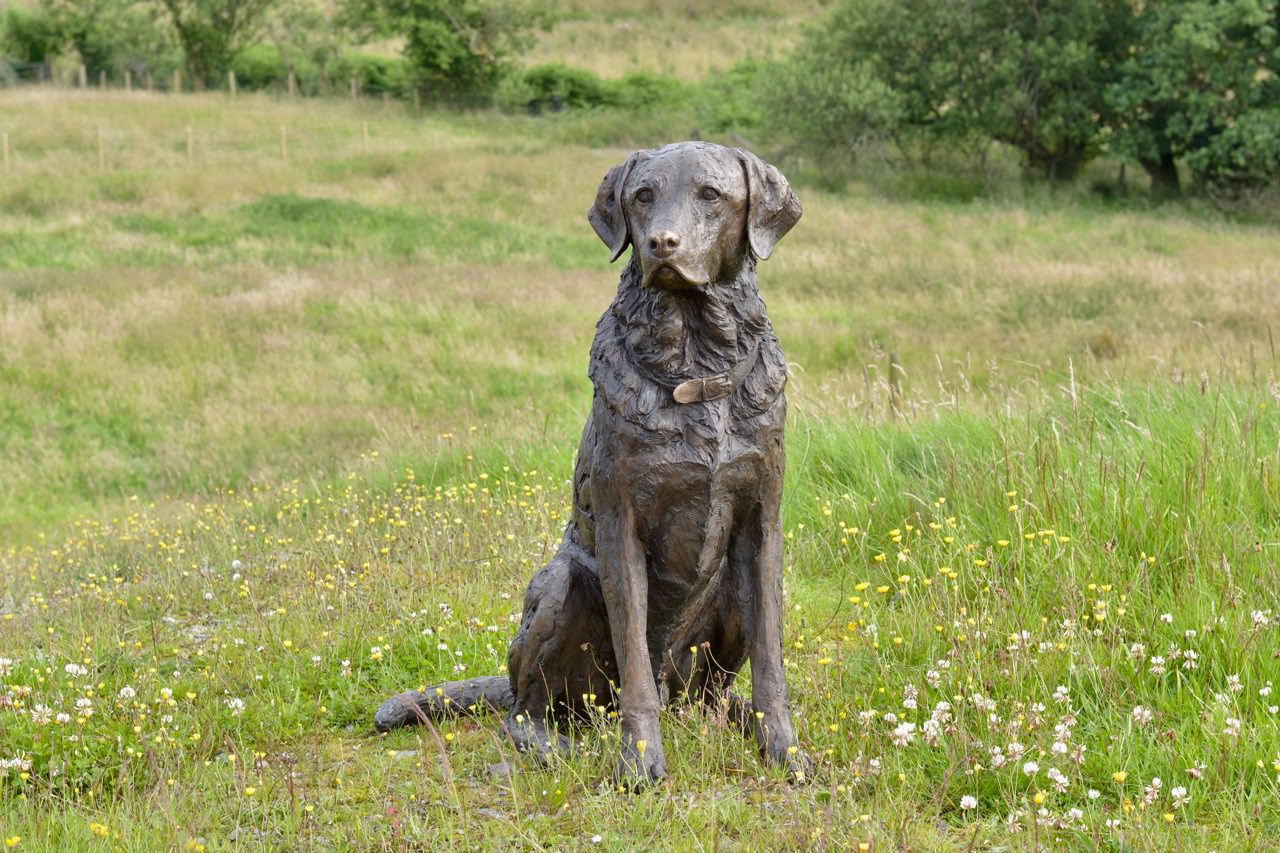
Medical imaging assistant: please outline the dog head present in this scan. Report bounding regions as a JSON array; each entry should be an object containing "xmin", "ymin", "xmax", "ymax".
[{"xmin": 588, "ymin": 142, "xmax": 801, "ymax": 291}]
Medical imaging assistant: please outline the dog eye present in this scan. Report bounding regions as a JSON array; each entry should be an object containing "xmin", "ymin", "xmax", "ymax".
[
  {"xmin": 699, "ymin": 186, "xmax": 721, "ymax": 201},
  {"xmin": 635, "ymin": 188, "xmax": 654, "ymax": 204}
]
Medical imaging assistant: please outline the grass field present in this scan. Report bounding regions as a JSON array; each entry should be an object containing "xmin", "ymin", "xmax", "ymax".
[{"xmin": 2, "ymin": 78, "xmax": 1280, "ymax": 850}]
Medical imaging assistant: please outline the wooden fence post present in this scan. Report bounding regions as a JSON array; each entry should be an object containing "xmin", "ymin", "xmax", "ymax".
[
  {"xmin": 78, "ymin": 65, "xmax": 87, "ymax": 88},
  {"xmin": 362, "ymin": 121, "xmax": 369, "ymax": 154},
  {"xmin": 99, "ymin": 69, "xmax": 107, "ymax": 89},
  {"xmin": 228, "ymin": 70, "xmax": 237, "ymax": 96},
  {"xmin": 350, "ymin": 77, "xmax": 358, "ymax": 100},
  {"xmin": 125, "ymin": 69, "xmax": 132, "ymax": 92},
  {"xmin": 287, "ymin": 70, "xmax": 297, "ymax": 97},
  {"xmin": 172, "ymin": 69, "xmax": 181, "ymax": 93},
  {"xmin": 280, "ymin": 125, "xmax": 288, "ymax": 164},
  {"xmin": 413, "ymin": 88, "xmax": 421, "ymax": 115}
]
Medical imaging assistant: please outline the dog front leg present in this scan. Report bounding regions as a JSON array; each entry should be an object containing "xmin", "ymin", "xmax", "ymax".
[
  {"xmin": 737, "ymin": 473, "xmax": 809, "ymax": 781},
  {"xmin": 596, "ymin": 483, "xmax": 667, "ymax": 788}
]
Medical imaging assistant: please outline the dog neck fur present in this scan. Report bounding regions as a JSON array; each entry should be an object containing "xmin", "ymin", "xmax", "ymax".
[
  {"xmin": 612, "ymin": 255, "xmax": 768, "ymax": 380},
  {"xmin": 589, "ymin": 255, "xmax": 787, "ymax": 431}
]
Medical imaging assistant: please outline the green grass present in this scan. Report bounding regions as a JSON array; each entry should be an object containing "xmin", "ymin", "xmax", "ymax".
[{"xmin": 1, "ymin": 84, "xmax": 1280, "ymax": 849}]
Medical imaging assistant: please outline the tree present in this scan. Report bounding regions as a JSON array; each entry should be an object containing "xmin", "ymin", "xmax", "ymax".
[
  {"xmin": 43, "ymin": 0, "xmax": 181, "ymax": 81},
  {"xmin": 1107, "ymin": 0, "xmax": 1280, "ymax": 194},
  {"xmin": 769, "ymin": 0, "xmax": 1131, "ymax": 180},
  {"xmin": 343, "ymin": 0, "xmax": 548, "ymax": 100},
  {"xmin": 157, "ymin": 0, "xmax": 273, "ymax": 88}
]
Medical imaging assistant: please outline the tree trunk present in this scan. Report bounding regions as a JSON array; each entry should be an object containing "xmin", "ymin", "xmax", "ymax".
[{"xmin": 1141, "ymin": 151, "xmax": 1180, "ymax": 197}]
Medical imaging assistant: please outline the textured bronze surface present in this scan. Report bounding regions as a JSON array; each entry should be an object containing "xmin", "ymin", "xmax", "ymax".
[{"xmin": 376, "ymin": 141, "xmax": 806, "ymax": 786}]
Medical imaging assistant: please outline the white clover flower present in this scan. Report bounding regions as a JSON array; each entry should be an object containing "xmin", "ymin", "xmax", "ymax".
[
  {"xmin": 0, "ymin": 658, "xmax": 13, "ymax": 677},
  {"xmin": 64, "ymin": 663, "xmax": 88, "ymax": 678},
  {"xmin": 1022, "ymin": 760, "xmax": 1039, "ymax": 776},
  {"xmin": 960, "ymin": 795, "xmax": 977, "ymax": 810},
  {"xmin": 226, "ymin": 697, "xmax": 245, "ymax": 716},
  {"xmin": 118, "ymin": 686, "xmax": 136, "ymax": 700},
  {"xmin": 1132, "ymin": 705, "xmax": 1152, "ymax": 725},
  {"xmin": 890, "ymin": 722, "xmax": 916, "ymax": 747}
]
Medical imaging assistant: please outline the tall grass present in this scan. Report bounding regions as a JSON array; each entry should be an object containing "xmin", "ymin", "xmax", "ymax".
[{"xmin": 0, "ymin": 89, "xmax": 1278, "ymax": 848}]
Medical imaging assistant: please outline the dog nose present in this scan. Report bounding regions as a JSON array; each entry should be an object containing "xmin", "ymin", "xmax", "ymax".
[{"xmin": 647, "ymin": 231, "xmax": 681, "ymax": 257}]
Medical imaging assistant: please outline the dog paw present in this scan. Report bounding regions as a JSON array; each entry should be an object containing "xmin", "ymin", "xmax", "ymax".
[
  {"xmin": 613, "ymin": 735, "xmax": 667, "ymax": 791},
  {"xmin": 773, "ymin": 747, "xmax": 814, "ymax": 785},
  {"xmin": 505, "ymin": 713, "xmax": 572, "ymax": 761}
]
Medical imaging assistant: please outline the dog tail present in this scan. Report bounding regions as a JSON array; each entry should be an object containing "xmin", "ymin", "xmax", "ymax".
[{"xmin": 374, "ymin": 676, "xmax": 514, "ymax": 732}]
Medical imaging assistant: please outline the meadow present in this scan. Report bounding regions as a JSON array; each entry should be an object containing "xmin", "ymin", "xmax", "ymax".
[{"xmin": 1, "ymin": 74, "xmax": 1280, "ymax": 849}]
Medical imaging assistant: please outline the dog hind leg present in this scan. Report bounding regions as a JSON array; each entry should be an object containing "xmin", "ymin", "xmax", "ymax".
[{"xmin": 505, "ymin": 539, "xmax": 617, "ymax": 759}]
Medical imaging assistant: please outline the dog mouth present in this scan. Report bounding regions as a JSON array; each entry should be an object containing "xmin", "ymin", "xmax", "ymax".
[{"xmin": 644, "ymin": 262, "xmax": 706, "ymax": 290}]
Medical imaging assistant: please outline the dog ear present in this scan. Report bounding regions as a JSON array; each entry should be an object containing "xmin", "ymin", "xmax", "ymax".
[
  {"xmin": 736, "ymin": 148, "xmax": 802, "ymax": 261},
  {"xmin": 587, "ymin": 155, "xmax": 640, "ymax": 263}
]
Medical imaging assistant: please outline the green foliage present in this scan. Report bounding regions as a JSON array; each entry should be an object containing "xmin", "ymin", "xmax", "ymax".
[
  {"xmin": 43, "ymin": 0, "xmax": 182, "ymax": 81},
  {"xmin": 497, "ymin": 63, "xmax": 692, "ymax": 114},
  {"xmin": 230, "ymin": 43, "xmax": 318, "ymax": 90},
  {"xmin": 157, "ymin": 0, "xmax": 273, "ymax": 88},
  {"xmin": 333, "ymin": 52, "xmax": 412, "ymax": 95},
  {"xmin": 699, "ymin": 60, "xmax": 770, "ymax": 133},
  {"xmin": 771, "ymin": 0, "xmax": 1128, "ymax": 180},
  {"xmin": 344, "ymin": 0, "xmax": 549, "ymax": 100},
  {"xmin": 1107, "ymin": 0, "xmax": 1280, "ymax": 192},
  {"xmin": 774, "ymin": 0, "xmax": 1280, "ymax": 194},
  {"xmin": 1, "ymin": 4, "xmax": 61, "ymax": 64}
]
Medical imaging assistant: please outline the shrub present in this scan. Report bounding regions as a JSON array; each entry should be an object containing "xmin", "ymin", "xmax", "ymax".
[
  {"xmin": 231, "ymin": 43, "xmax": 318, "ymax": 91},
  {"xmin": 333, "ymin": 52, "xmax": 412, "ymax": 97}
]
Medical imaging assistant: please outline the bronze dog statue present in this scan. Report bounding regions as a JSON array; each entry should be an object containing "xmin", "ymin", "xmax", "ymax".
[{"xmin": 376, "ymin": 141, "xmax": 805, "ymax": 786}]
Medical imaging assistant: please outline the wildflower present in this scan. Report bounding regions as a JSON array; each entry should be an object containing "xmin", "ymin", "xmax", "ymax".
[
  {"xmin": 244, "ymin": 786, "xmax": 257, "ymax": 796},
  {"xmin": 64, "ymin": 664, "xmax": 88, "ymax": 678},
  {"xmin": 1053, "ymin": 685, "xmax": 1070, "ymax": 704},
  {"xmin": 369, "ymin": 646, "xmax": 383, "ymax": 662},
  {"xmin": 1171, "ymin": 786, "xmax": 1189, "ymax": 808},
  {"xmin": 1227, "ymin": 674, "xmax": 1243, "ymax": 694},
  {"xmin": 226, "ymin": 698, "xmax": 245, "ymax": 716},
  {"xmin": 1113, "ymin": 770, "xmax": 1128, "ymax": 783},
  {"xmin": 1047, "ymin": 767, "xmax": 1069, "ymax": 792},
  {"xmin": 30, "ymin": 705, "xmax": 51, "ymax": 725},
  {"xmin": 1224, "ymin": 718, "xmax": 1242, "ymax": 738},
  {"xmin": 1149, "ymin": 656, "xmax": 1167, "ymax": 676},
  {"xmin": 4, "ymin": 837, "xmax": 19, "ymax": 848},
  {"xmin": 89, "ymin": 824, "xmax": 109, "ymax": 838},
  {"xmin": 1131, "ymin": 705, "xmax": 1152, "ymax": 726},
  {"xmin": 960, "ymin": 795, "xmax": 977, "ymax": 811},
  {"xmin": 0, "ymin": 658, "xmax": 12, "ymax": 677},
  {"xmin": 1160, "ymin": 613, "xmax": 1173, "ymax": 624},
  {"xmin": 890, "ymin": 722, "xmax": 916, "ymax": 746},
  {"xmin": 1022, "ymin": 761, "xmax": 1039, "ymax": 777},
  {"xmin": 118, "ymin": 686, "xmax": 136, "ymax": 700}
]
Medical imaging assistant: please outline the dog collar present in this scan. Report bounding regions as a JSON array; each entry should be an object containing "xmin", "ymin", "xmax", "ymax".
[{"xmin": 671, "ymin": 342, "xmax": 760, "ymax": 404}]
